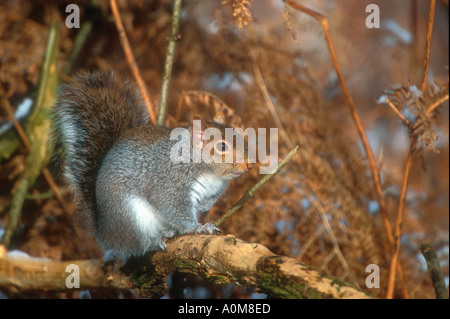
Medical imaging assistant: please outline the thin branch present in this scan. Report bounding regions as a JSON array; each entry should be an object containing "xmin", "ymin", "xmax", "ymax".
[
  {"xmin": 410, "ymin": 0, "xmax": 419, "ymax": 70},
  {"xmin": 387, "ymin": 0, "xmax": 437, "ymax": 299},
  {"xmin": 384, "ymin": 97, "xmax": 414, "ymax": 128},
  {"xmin": 427, "ymin": 93, "xmax": 449, "ymax": 114},
  {"xmin": 386, "ymin": 134, "xmax": 417, "ymax": 299},
  {"xmin": 420, "ymin": 243, "xmax": 448, "ymax": 299},
  {"xmin": 309, "ymin": 195, "xmax": 359, "ymax": 287},
  {"xmin": 214, "ymin": 145, "xmax": 299, "ymax": 227},
  {"xmin": 420, "ymin": 0, "xmax": 436, "ymax": 93},
  {"xmin": 64, "ymin": 0, "xmax": 100, "ymax": 74},
  {"xmin": 284, "ymin": 0, "xmax": 393, "ymax": 248},
  {"xmin": 0, "ymin": 21, "xmax": 71, "ymax": 246},
  {"xmin": 248, "ymin": 45, "xmax": 294, "ymax": 149},
  {"xmin": 2, "ymin": 98, "xmax": 31, "ymax": 151},
  {"xmin": 296, "ymin": 227, "xmax": 323, "ymax": 261},
  {"xmin": 157, "ymin": 0, "xmax": 182, "ymax": 126},
  {"xmin": 109, "ymin": 0, "xmax": 157, "ymax": 124},
  {"xmin": 1, "ymin": 98, "xmax": 72, "ymax": 236}
]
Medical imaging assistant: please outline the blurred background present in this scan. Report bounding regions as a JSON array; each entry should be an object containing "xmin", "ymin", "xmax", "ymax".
[{"xmin": 0, "ymin": 0, "xmax": 448, "ymax": 298}]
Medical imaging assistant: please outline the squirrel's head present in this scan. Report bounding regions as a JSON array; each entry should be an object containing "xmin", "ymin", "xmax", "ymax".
[{"xmin": 189, "ymin": 115, "xmax": 254, "ymax": 180}]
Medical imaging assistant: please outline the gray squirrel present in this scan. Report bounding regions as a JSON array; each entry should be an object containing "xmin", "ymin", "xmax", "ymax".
[{"xmin": 51, "ymin": 72, "xmax": 253, "ymax": 260}]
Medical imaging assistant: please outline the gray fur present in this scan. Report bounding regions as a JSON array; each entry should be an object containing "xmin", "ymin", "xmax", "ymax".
[{"xmin": 51, "ymin": 72, "xmax": 250, "ymax": 261}]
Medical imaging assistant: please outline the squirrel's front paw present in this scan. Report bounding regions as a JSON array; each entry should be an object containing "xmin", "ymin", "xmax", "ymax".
[
  {"xmin": 158, "ymin": 237, "xmax": 169, "ymax": 250},
  {"xmin": 195, "ymin": 222, "xmax": 221, "ymax": 235}
]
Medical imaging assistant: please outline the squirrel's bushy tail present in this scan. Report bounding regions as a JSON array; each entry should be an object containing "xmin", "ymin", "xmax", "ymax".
[{"xmin": 51, "ymin": 72, "xmax": 149, "ymax": 231}]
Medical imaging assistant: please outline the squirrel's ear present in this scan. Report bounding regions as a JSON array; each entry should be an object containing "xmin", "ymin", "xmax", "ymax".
[
  {"xmin": 190, "ymin": 119, "xmax": 204, "ymax": 150},
  {"xmin": 193, "ymin": 114, "xmax": 211, "ymax": 129}
]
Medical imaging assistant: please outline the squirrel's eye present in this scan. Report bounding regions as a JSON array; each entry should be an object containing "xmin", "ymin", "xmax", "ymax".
[{"xmin": 215, "ymin": 141, "xmax": 229, "ymax": 153}]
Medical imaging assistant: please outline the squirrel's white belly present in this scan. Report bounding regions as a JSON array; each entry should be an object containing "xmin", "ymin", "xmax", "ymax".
[{"xmin": 190, "ymin": 174, "xmax": 226, "ymax": 215}]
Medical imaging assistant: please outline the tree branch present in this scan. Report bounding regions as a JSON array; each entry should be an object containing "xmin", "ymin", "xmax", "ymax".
[
  {"xmin": 284, "ymin": 0, "xmax": 393, "ymax": 249},
  {"xmin": 420, "ymin": 0, "xmax": 435, "ymax": 93},
  {"xmin": 420, "ymin": 243, "xmax": 448, "ymax": 299},
  {"xmin": 0, "ymin": 235, "xmax": 372, "ymax": 299},
  {"xmin": 386, "ymin": 134, "xmax": 417, "ymax": 299},
  {"xmin": 0, "ymin": 247, "xmax": 133, "ymax": 292},
  {"xmin": 215, "ymin": 145, "xmax": 299, "ymax": 227},
  {"xmin": 157, "ymin": 0, "xmax": 182, "ymax": 126},
  {"xmin": 110, "ymin": 0, "xmax": 157, "ymax": 124}
]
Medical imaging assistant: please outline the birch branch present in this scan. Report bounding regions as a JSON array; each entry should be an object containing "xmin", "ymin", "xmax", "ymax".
[{"xmin": 0, "ymin": 235, "xmax": 371, "ymax": 299}]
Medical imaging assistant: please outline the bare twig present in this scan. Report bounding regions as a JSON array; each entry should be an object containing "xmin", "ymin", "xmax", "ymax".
[
  {"xmin": 157, "ymin": 0, "xmax": 182, "ymax": 126},
  {"xmin": 420, "ymin": 0, "xmax": 436, "ymax": 93},
  {"xmin": 387, "ymin": 0, "xmax": 437, "ymax": 299},
  {"xmin": 309, "ymin": 195, "xmax": 359, "ymax": 287},
  {"xmin": 64, "ymin": 0, "xmax": 100, "ymax": 74},
  {"xmin": 2, "ymin": 98, "xmax": 31, "ymax": 151},
  {"xmin": 410, "ymin": 0, "xmax": 419, "ymax": 70},
  {"xmin": 109, "ymin": 0, "xmax": 157, "ymax": 124},
  {"xmin": 284, "ymin": 0, "xmax": 393, "ymax": 248},
  {"xmin": 215, "ymin": 145, "xmax": 299, "ymax": 227},
  {"xmin": 386, "ymin": 134, "xmax": 417, "ymax": 299},
  {"xmin": 1, "ymin": 97, "xmax": 71, "ymax": 234},
  {"xmin": 296, "ymin": 227, "xmax": 323, "ymax": 261},
  {"xmin": 384, "ymin": 97, "xmax": 414, "ymax": 128},
  {"xmin": 1, "ymin": 21, "xmax": 71, "ymax": 246},
  {"xmin": 427, "ymin": 93, "xmax": 449, "ymax": 114},
  {"xmin": 420, "ymin": 243, "xmax": 448, "ymax": 299},
  {"xmin": 283, "ymin": 0, "xmax": 417, "ymax": 298},
  {"xmin": 248, "ymin": 45, "xmax": 294, "ymax": 149}
]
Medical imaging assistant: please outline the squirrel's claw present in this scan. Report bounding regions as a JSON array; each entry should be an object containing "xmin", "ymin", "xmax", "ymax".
[
  {"xmin": 158, "ymin": 238, "xmax": 168, "ymax": 250},
  {"xmin": 195, "ymin": 222, "xmax": 221, "ymax": 235}
]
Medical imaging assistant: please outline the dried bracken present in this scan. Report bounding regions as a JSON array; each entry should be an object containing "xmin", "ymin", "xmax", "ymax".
[
  {"xmin": 222, "ymin": 0, "xmax": 253, "ymax": 29},
  {"xmin": 0, "ymin": 4, "xmax": 46, "ymax": 97},
  {"xmin": 382, "ymin": 80, "xmax": 449, "ymax": 154}
]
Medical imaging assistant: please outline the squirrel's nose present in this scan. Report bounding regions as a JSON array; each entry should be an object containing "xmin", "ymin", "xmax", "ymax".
[{"xmin": 246, "ymin": 162, "xmax": 254, "ymax": 170}]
